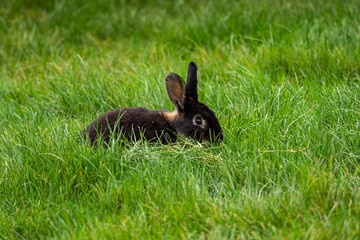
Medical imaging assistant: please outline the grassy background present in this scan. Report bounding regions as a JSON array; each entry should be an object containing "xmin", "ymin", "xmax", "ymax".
[{"xmin": 1, "ymin": 0, "xmax": 360, "ymax": 238}]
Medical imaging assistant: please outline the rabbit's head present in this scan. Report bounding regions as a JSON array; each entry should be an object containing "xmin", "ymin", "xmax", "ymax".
[{"xmin": 165, "ymin": 62, "xmax": 223, "ymax": 143}]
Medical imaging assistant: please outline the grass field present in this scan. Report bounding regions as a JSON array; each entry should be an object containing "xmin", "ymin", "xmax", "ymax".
[{"xmin": 1, "ymin": 0, "xmax": 360, "ymax": 238}]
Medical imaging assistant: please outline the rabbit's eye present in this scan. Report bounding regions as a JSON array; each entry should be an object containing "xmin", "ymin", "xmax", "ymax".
[{"xmin": 195, "ymin": 117, "xmax": 202, "ymax": 125}]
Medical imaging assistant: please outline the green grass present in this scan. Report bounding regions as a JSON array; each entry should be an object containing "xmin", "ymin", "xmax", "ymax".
[{"xmin": 1, "ymin": 0, "xmax": 360, "ymax": 238}]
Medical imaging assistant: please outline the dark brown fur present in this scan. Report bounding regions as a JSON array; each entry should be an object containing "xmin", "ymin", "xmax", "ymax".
[{"xmin": 83, "ymin": 108, "xmax": 177, "ymax": 145}]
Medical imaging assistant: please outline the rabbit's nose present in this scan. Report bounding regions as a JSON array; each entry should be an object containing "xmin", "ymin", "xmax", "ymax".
[
  {"xmin": 218, "ymin": 132, "xmax": 224, "ymax": 142},
  {"xmin": 216, "ymin": 132, "xmax": 224, "ymax": 143},
  {"xmin": 209, "ymin": 131, "xmax": 223, "ymax": 144}
]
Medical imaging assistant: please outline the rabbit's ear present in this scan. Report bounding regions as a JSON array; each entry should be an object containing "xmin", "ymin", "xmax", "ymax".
[
  {"xmin": 166, "ymin": 73, "xmax": 186, "ymax": 112},
  {"xmin": 186, "ymin": 61, "xmax": 198, "ymax": 100}
]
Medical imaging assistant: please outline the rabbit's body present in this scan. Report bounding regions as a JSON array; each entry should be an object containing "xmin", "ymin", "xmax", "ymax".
[
  {"xmin": 82, "ymin": 62, "xmax": 223, "ymax": 145},
  {"xmin": 83, "ymin": 108, "xmax": 178, "ymax": 145}
]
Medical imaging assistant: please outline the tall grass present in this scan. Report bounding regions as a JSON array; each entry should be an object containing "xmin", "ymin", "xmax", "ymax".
[{"xmin": 1, "ymin": 0, "xmax": 360, "ymax": 238}]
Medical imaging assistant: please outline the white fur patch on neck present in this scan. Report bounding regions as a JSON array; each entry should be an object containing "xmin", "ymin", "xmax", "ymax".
[{"xmin": 161, "ymin": 111, "xmax": 179, "ymax": 122}]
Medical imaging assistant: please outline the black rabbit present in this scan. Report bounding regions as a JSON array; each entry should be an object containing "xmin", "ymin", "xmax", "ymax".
[{"xmin": 82, "ymin": 62, "xmax": 223, "ymax": 145}]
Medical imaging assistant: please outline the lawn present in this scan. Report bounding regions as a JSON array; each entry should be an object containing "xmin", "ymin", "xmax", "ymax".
[{"xmin": 1, "ymin": 0, "xmax": 360, "ymax": 239}]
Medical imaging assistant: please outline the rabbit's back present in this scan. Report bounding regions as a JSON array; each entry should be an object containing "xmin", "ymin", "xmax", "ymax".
[{"xmin": 83, "ymin": 108, "xmax": 177, "ymax": 145}]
